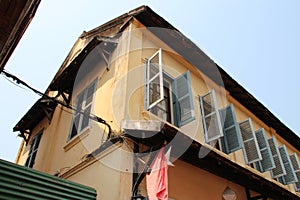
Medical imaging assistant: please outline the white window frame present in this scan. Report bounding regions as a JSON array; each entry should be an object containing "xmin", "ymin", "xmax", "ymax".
[
  {"xmin": 25, "ymin": 130, "xmax": 43, "ymax": 168},
  {"xmin": 69, "ymin": 79, "xmax": 97, "ymax": 140},
  {"xmin": 199, "ymin": 90, "xmax": 223, "ymax": 143},
  {"xmin": 145, "ymin": 48, "xmax": 164, "ymax": 110},
  {"xmin": 145, "ymin": 49, "xmax": 195, "ymax": 127}
]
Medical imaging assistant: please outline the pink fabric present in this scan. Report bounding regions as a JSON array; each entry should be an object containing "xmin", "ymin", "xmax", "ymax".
[{"xmin": 146, "ymin": 147, "xmax": 168, "ymax": 200}]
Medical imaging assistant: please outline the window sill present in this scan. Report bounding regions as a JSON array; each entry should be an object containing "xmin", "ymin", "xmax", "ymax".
[{"xmin": 64, "ymin": 128, "xmax": 90, "ymax": 152}]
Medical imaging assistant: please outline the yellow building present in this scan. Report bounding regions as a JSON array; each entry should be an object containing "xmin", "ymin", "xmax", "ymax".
[{"xmin": 14, "ymin": 6, "xmax": 300, "ymax": 200}]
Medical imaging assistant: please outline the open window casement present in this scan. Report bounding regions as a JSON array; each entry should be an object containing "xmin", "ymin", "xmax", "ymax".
[
  {"xmin": 289, "ymin": 153, "xmax": 300, "ymax": 191},
  {"xmin": 278, "ymin": 145, "xmax": 298, "ymax": 184},
  {"xmin": 219, "ymin": 104, "xmax": 243, "ymax": 154},
  {"xmin": 199, "ymin": 90, "xmax": 223, "ymax": 143},
  {"xmin": 145, "ymin": 48, "xmax": 164, "ymax": 110},
  {"xmin": 255, "ymin": 128, "xmax": 275, "ymax": 172},
  {"xmin": 172, "ymin": 71, "xmax": 195, "ymax": 127},
  {"xmin": 239, "ymin": 118, "xmax": 262, "ymax": 164},
  {"xmin": 268, "ymin": 137, "xmax": 286, "ymax": 178}
]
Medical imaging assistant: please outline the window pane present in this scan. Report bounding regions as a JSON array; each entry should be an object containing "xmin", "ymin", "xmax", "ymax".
[
  {"xmin": 25, "ymin": 131, "xmax": 42, "ymax": 168},
  {"xmin": 86, "ymin": 83, "xmax": 95, "ymax": 105},
  {"xmin": 149, "ymin": 76, "xmax": 161, "ymax": 106},
  {"xmin": 81, "ymin": 105, "xmax": 91, "ymax": 131},
  {"xmin": 70, "ymin": 115, "xmax": 80, "ymax": 139},
  {"xmin": 149, "ymin": 61, "xmax": 159, "ymax": 80},
  {"xmin": 76, "ymin": 93, "xmax": 84, "ymax": 114}
]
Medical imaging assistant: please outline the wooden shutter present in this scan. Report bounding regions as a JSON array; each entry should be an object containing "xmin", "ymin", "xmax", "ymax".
[
  {"xmin": 278, "ymin": 146, "xmax": 297, "ymax": 184},
  {"xmin": 239, "ymin": 119, "xmax": 262, "ymax": 164},
  {"xmin": 172, "ymin": 71, "xmax": 195, "ymax": 127},
  {"xmin": 145, "ymin": 49, "xmax": 164, "ymax": 110},
  {"xmin": 255, "ymin": 128, "xmax": 275, "ymax": 172},
  {"xmin": 268, "ymin": 137, "xmax": 286, "ymax": 178},
  {"xmin": 219, "ymin": 104, "xmax": 243, "ymax": 154},
  {"xmin": 290, "ymin": 153, "xmax": 300, "ymax": 191},
  {"xmin": 199, "ymin": 90, "xmax": 223, "ymax": 143}
]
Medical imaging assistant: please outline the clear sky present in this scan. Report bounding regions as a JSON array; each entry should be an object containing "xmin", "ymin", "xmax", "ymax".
[{"xmin": 1, "ymin": 0, "xmax": 299, "ymax": 162}]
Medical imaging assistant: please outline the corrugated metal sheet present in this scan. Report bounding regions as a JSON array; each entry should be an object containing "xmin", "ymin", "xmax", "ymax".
[{"xmin": 0, "ymin": 159, "xmax": 96, "ymax": 200}]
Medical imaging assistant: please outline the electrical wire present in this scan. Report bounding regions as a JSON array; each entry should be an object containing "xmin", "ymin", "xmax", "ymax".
[{"xmin": 1, "ymin": 69, "xmax": 113, "ymax": 136}]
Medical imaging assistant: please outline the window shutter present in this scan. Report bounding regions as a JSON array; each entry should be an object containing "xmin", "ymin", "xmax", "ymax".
[
  {"xmin": 199, "ymin": 90, "xmax": 223, "ymax": 143},
  {"xmin": 255, "ymin": 128, "xmax": 275, "ymax": 172},
  {"xmin": 172, "ymin": 71, "xmax": 195, "ymax": 127},
  {"xmin": 219, "ymin": 104, "xmax": 243, "ymax": 154},
  {"xmin": 290, "ymin": 153, "xmax": 300, "ymax": 191},
  {"xmin": 145, "ymin": 49, "xmax": 164, "ymax": 110},
  {"xmin": 278, "ymin": 146, "xmax": 297, "ymax": 184},
  {"xmin": 268, "ymin": 137, "xmax": 286, "ymax": 178},
  {"xmin": 239, "ymin": 119, "xmax": 262, "ymax": 164}
]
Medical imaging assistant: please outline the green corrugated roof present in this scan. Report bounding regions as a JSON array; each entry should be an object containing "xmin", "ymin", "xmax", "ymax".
[{"xmin": 0, "ymin": 159, "xmax": 97, "ymax": 200}]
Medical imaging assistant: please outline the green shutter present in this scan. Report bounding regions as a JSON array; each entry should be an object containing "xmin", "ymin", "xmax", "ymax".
[
  {"xmin": 268, "ymin": 137, "xmax": 286, "ymax": 178},
  {"xmin": 145, "ymin": 49, "xmax": 164, "ymax": 110},
  {"xmin": 289, "ymin": 154, "xmax": 300, "ymax": 191},
  {"xmin": 172, "ymin": 71, "xmax": 195, "ymax": 127},
  {"xmin": 239, "ymin": 119, "xmax": 262, "ymax": 164},
  {"xmin": 219, "ymin": 104, "xmax": 243, "ymax": 154},
  {"xmin": 278, "ymin": 146, "xmax": 297, "ymax": 184},
  {"xmin": 255, "ymin": 128, "xmax": 275, "ymax": 172},
  {"xmin": 199, "ymin": 90, "xmax": 223, "ymax": 143}
]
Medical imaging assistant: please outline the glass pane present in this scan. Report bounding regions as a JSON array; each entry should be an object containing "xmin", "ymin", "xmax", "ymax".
[
  {"xmin": 86, "ymin": 83, "xmax": 95, "ymax": 105},
  {"xmin": 202, "ymin": 94, "xmax": 213, "ymax": 116},
  {"xmin": 81, "ymin": 105, "xmax": 91, "ymax": 131},
  {"xmin": 149, "ymin": 76, "xmax": 161, "ymax": 105},
  {"xmin": 70, "ymin": 115, "xmax": 80, "ymax": 138},
  {"xmin": 76, "ymin": 93, "xmax": 84, "ymax": 114},
  {"xmin": 205, "ymin": 113, "xmax": 220, "ymax": 140},
  {"xmin": 149, "ymin": 54, "xmax": 159, "ymax": 80}
]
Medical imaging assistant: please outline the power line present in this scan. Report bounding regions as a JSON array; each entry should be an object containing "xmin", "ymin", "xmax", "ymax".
[{"xmin": 1, "ymin": 70, "xmax": 113, "ymax": 137}]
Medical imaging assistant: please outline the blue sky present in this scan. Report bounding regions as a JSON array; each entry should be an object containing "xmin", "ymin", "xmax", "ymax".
[{"xmin": 1, "ymin": 0, "xmax": 299, "ymax": 162}]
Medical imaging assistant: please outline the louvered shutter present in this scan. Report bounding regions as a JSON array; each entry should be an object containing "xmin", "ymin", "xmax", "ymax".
[
  {"xmin": 219, "ymin": 104, "xmax": 243, "ymax": 154},
  {"xmin": 255, "ymin": 128, "xmax": 275, "ymax": 172},
  {"xmin": 199, "ymin": 90, "xmax": 223, "ymax": 143},
  {"xmin": 278, "ymin": 146, "xmax": 297, "ymax": 184},
  {"xmin": 145, "ymin": 49, "xmax": 164, "ymax": 110},
  {"xmin": 289, "ymin": 154, "xmax": 300, "ymax": 191},
  {"xmin": 268, "ymin": 137, "xmax": 286, "ymax": 178},
  {"xmin": 172, "ymin": 71, "xmax": 195, "ymax": 127},
  {"xmin": 239, "ymin": 119, "xmax": 262, "ymax": 164}
]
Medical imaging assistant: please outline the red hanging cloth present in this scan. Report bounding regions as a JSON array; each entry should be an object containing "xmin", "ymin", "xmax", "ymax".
[{"xmin": 146, "ymin": 147, "xmax": 169, "ymax": 200}]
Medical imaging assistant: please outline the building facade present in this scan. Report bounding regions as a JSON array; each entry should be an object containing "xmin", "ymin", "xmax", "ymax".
[{"xmin": 14, "ymin": 6, "xmax": 300, "ymax": 199}]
